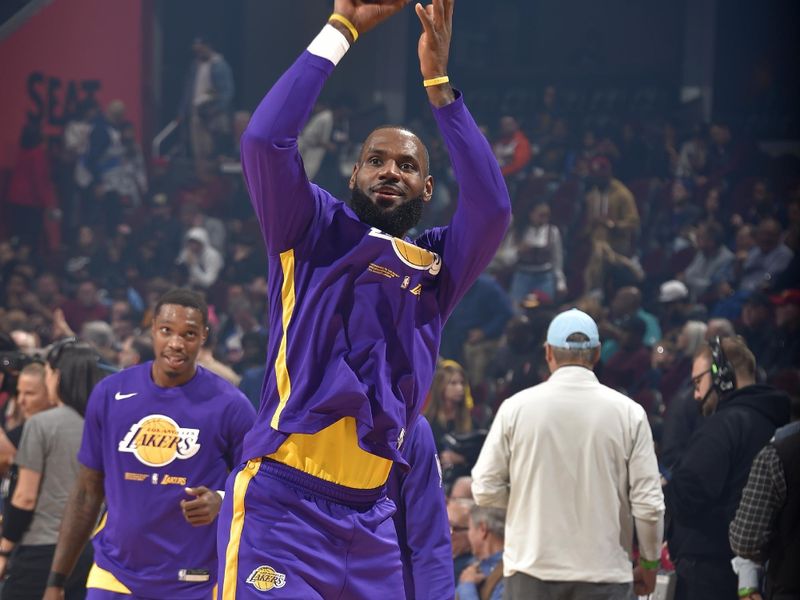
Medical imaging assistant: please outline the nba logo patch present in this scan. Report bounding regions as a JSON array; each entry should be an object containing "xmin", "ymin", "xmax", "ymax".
[{"xmin": 401, "ymin": 276, "xmax": 410, "ymax": 289}]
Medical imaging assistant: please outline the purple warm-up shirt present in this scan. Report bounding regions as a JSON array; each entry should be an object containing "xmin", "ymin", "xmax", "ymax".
[{"xmin": 240, "ymin": 50, "xmax": 510, "ymax": 467}]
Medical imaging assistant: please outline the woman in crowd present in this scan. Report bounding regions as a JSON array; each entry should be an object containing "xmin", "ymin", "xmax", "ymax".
[
  {"xmin": 424, "ymin": 359, "xmax": 475, "ymax": 455},
  {"xmin": 503, "ymin": 199, "xmax": 566, "ymax": 308},
  {"xmin": 0, "ymin": 342, "xmax": 105, "ymax": 600}
]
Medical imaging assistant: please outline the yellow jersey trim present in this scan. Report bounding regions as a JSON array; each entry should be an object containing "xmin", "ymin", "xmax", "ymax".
[
  {"xmin": 222, "ymin": 458, "xmax": 262, "ymax": 600},
  {"xmin": 268, "ymin": 416, "xmax": 392, "ymax": 489},
  {"xmin": 270, "ymin": 249, "xmax": 296, "ymax": 429},
  {"xmin": 92, "ymin": 511, "xmax": 108, "ymax": 537},
  {"xmin": 86, "ymin": 563, "xmax": 132, "ymax": 593}
]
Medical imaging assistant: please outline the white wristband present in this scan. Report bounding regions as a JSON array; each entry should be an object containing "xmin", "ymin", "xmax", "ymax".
[{"xmin": 307, "ymin": 24, "xmax": 350, "ymax": 66}]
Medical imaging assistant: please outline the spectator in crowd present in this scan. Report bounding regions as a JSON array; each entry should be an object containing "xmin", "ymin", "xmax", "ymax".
[
  {"xmin": 179, "ymin": 35, "xmax": 235, "ymax": 174},
  {"xmin": 738, "ymin": 218, "xmax": 793, "ymax": 293},
  {"xmin": 666, "ymin": 336, "xmax": 790, "ymax": 600},
  {"xmin": 675, "ymin": 124, "xmax": 709, "ymax": 183},
  {"xmin": 472, "ymin": 309, "xmax": 664, "ymax": 598},
  {"xmin": 492, "ymin": 115, "xmax": 532, "ymax": 183},
  {"xmin": 683, "ymin": 220, "xmax": 735, "ymax": 302},
  {"xmin": 448, "ymin": 476, "xmax": 473, "ymax": 503},
  {"xmin": 59, "ymin": 281, "xmax": 109, "ymax": 334},
  {"xmin": 764, "ymin": 289, "xmax": 800, "ymax": 377},
  {"xmin": 175, "ymin": 227, "xmax": 224, "ymax": 290},
  {"xmin": 601, "ymin": 315, "xmax": 651, "ymax": 400},
  {"xmin": 582, "ymin": 156, "xmax": 642, "ymax": 292},
  {"xmin": 0, "ymin": 342, "xmax": 104, "ymax": 600},
  {"xmin": 79, "ymin": 321, "xmax": 116, "ymax": 367},
  {"xmin": 707, "ymin": 120, "xmax": 745, "ymax": 188},
  {"xmin": 0, "ymin": 363, "xmax": 56, "ymax": 500},
  {"xmin": 44, "ymin": 289, "xmax": 255, "ymax": 600},
  {"xmin": 456, "ymin": 505, "xmax": 505, "ymax": 600},
  {"xmin": 657, "ymin": 279, "xmax": 694, "ymax": 337},
  {"xmin": 298, "ymin": 100, "xmax": 335, "ymax": 181},
  {"xmin": 598, "ymin": 285, "xmax": 660, "ymax": 363},
  {"xmin": 117, "ymin": 335, "xmax": 154, "ymax": 369},
  {"xmin": 738, "ymin": 292, "xmax": 775, "ymax": 367},
  {"xmin": 503, "ymin": 200, "xmax": 567, "ymax": 306},
  {"xmin": 6, "ymin": 121, "xmax": 59, "ymax": 252},
  {"xmin": 82, "ymin": 100, "xmax": 129, "ymax": 230},
  {"xmin": 388, "ymin": 414, "xmax": 453, "ymax": 600},
  {"xmin": 705, "ymin": 317, "xmax": 736, "ymax": 341},
  {"xmin": 487, "ymin": 312, "xmax": 549, "ymax": 404},
  {"xmin": 424, "ymin": 360, "xmax": 474, "ymax": 456},
  {"xmin": 439, "ymin": 274, "xmax": 513, "ymax": 385},
  {"xmin": 448, "ymin": 499, "xmax": 474, "ymax": 583},
  {"xmin": 729, "ymin": 429, "xmax": 800, "ymax": 600},
  {"xmin": 659, "ymin": 320, "xmax": 708, "ymax": 470}
]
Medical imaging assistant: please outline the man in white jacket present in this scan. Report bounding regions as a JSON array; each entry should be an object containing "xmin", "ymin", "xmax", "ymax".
[
  {"xmin": 472, "ymin": 308, "xmax": 664, "ymax": 599},
  {"xmin": 176, "ymin": 227, "xmax": 224, "ymax": 289}
]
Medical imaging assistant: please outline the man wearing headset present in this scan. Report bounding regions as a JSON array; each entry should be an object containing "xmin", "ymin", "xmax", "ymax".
[{"xmin": 666, "ymin": 336, "xmax": 790, "ymax": 600}]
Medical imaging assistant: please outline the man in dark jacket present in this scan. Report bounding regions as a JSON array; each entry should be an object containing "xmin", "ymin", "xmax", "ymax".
[{"xmin": 666, "ymin": 336, "xmax": 790, "ymax": 600}]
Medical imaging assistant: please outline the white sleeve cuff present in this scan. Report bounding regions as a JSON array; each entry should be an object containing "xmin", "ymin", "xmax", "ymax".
[{"xmin": 307, "ymin": 24, "xmax": 350, "ymax": 66}]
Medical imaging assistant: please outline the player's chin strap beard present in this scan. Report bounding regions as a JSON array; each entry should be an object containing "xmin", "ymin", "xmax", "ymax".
[{"xmin": 350, "ymin": 185, "xmax": 424, "ymax": 238}]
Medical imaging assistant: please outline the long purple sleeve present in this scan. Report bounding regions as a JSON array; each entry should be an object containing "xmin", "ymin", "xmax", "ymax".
[
  {"xmin": 240, "ymin": 51, "xmax": 333, "ymax": 254},
  {"xmin": 417, "ymin": 93, "xmax": 511, "ymax": 317},
  {"xmin": 388, "ymin": 416, "xmax": 455, "ymax": 599}
]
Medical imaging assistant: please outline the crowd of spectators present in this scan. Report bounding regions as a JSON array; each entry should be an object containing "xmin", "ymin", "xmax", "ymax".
[{"xmin": 1, "ymin": 73, "xmax": 798, "ymax": 596}]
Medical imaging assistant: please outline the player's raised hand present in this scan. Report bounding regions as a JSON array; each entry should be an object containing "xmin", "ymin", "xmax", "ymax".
[
  {"xmin": 331, "ymin": 0, "xmax": 410, "ymax": 42},
  {"xmin": 414, "ymin": 0, "xmax": 453, "ymax": 79},
  {"xmin": 180, "ymin": 486, "xmax": 222, "ymax": 527}
]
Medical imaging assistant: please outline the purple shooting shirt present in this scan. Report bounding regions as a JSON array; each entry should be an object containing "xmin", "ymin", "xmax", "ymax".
[
  {"xmin": 239, "ymin": 49, "xmax": 510, "ymax": 469},
  {"xmin": 78, "ymin": 363, "xmax": 256, "ymax": 598}
]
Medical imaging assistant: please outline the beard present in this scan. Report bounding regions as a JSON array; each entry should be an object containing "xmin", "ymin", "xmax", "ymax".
[{"xmin": 349, "ymin": 185, "xmax": 424, "ymax": 238}]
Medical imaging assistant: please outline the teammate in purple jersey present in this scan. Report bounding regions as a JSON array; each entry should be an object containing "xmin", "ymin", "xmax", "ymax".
[
  {"xmin": 217, "ymin": 0, "xmax": 510, "ymax": 598},
  {"xmin": 44, "ymin": 289, "xmax": 256, "ymax": 600},
  {"xmin": 388, "ymin": 415, "xmax": 454, "ymax": 599}
]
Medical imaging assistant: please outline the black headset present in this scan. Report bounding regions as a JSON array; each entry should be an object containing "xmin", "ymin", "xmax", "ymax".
[{"xmin": 709, "ymin": 336, "xmax": 736, "ymax": 394}]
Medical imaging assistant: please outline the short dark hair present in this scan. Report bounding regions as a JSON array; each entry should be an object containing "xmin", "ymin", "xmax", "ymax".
[{"xmin": 153, "ymin": 289, "xmax": 209, "ymax": 326}]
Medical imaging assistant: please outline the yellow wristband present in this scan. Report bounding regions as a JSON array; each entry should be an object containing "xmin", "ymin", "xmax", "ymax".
[
  {"xmin": 329, "ymin": 13, "xmax": 358, "ymax": 42},
  {"xmin": 423, "ymin": 76, "xmax": 450, "ymax": 88}
]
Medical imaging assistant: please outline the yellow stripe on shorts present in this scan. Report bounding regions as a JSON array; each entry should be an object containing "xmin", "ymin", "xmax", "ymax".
[{"xmin": 222, "ymin": 458, "xmax": 262, "ymax": 600}]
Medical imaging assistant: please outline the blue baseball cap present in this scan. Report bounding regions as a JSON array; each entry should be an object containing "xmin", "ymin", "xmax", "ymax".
[{"xmin": 546, "ymin": 308, "xmax": 600, "ymax": 349}]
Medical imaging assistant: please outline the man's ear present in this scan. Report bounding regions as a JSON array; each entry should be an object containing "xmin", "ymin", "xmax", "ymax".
[
  {"xmin": 423, "ymin": 175, "xmax": 434, "ymax": 203},
  {"xmin": 349, "ymin": 164, "xmax": 358, "ymax": 190}
]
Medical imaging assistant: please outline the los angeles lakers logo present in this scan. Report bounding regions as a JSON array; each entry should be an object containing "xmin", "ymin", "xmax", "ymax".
[
  {"xmin": 118, "ymin": 414, "xmax": 200, "ymax": 467},
  {"xmin": 368, "ymin": 228, "xmax": 442, "ymax": 275},
  {"xmin": 246, "ymin": 565, "xmax": 287, "ymax": 591}
]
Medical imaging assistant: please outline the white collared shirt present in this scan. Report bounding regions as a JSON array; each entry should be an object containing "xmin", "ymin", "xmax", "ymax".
[{"xmin": 472, "ymin": 366, "xmax": 664, "ymax": 583}]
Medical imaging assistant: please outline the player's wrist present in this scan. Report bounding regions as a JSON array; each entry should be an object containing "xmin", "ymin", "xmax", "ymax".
[
  {"xmin": 46, "ymin": 571, "xmax": 68, "ymax": 588},
  {"xmin": 328, "ymin": 13, "xmax": 357, "ymax": 43},
  {"xmin": 308, "ymin": 24, "xmax": 351, "ymax": 66},
  {"xmin": 639, "ymin": 557, "xmax": 660, "ymax": 571}
]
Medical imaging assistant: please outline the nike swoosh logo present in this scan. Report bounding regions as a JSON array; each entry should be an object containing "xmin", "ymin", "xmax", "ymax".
[{"xmin": 114, "ymin": 392, "xmax": 138, "ymax": 401}]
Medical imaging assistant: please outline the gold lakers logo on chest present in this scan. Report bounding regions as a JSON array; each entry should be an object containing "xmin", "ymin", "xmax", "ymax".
[
  {"xmin": 118, "ymin": 414, "xmax": 201, "ymax": 467},
  {"xmin": 368, "ymin": 228, "xmax": 442, "ymax": 276}
]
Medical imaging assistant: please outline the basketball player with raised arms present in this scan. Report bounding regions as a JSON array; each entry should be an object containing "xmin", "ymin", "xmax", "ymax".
[
  {"xmin": 44, "ymin": 289, "xmax": 256, "ymax": 600},
  {"xmin": 216, "ymin": 0, "xmax": 510, "ymax": 597}
]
